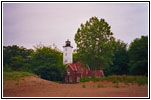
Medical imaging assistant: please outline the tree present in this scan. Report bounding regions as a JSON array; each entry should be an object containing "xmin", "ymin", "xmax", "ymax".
[
  {"xmin": 107, "ymin": 40, "xmax": 129, "ymax": 75},
  {"xmin": 34, "ymin": 64, "xmax": 66, "ymax": 81},
  {"xmin": 3, "ymin": 45, "xmax": 33, "ymax": 71},
  {"xmin": 74, "ymin": 16, "xmax": 115, "ymax": 70},
  {"xmin": 30, "ymin": 44, "xmax": 66, "ymax": 81},
  {"xmin": 10, "ymin": 56, "xmax": 26, "ymax": 71},
  {"xmin": 73, "ymin": 49, "xmax": 81, "ymax": 63},
  {"xmin": 128, "ymin": 36, "xmax": 148, "ymax": 75}
]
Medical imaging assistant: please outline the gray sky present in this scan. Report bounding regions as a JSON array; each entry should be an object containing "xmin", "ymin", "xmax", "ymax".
[{"xmin": 3, "ymin": 2, "xmax": 148, "ymax": 51}]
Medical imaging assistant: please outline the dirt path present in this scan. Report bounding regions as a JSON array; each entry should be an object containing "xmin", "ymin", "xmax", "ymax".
[{"xmin": 3, "ymin": 76, "xmax": 148, "ymax": 97}]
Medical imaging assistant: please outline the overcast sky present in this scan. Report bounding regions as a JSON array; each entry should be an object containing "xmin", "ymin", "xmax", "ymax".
[{"xmin": 3, "ymin": 2, "xmax": 148, "ymax": 51}]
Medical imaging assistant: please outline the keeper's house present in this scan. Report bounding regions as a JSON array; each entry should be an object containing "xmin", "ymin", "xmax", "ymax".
[{"xmin": 63, "ymin": 40, "xmax": 104, "ymax": 83}]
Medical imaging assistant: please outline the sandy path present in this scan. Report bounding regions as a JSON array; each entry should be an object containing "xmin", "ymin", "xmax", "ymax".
[{"xmin": 3, "ymin": 76, "xmax": 148, "ymax": 97}]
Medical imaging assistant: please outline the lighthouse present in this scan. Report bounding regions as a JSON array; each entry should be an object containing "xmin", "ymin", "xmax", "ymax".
[{"xmin": 63, "ymin": 39, "xmax": 73, "ymax": 64}]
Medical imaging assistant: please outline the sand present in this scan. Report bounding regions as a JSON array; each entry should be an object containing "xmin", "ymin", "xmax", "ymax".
[{"xmin": 3, "ymin": 76, "xmax": 148, "ymax": 97}]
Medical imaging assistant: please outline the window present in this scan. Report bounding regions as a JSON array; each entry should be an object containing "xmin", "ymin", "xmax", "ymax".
[
  {"xmin": 65, "ymin": 48, "xmax": 67, "ymax": 51},
  {"xmin": 67, "ymin": 68, "xmax": 70, "ymax": 75},
  {"xmin": 77, "ymin": 77, "xmax": 80, "ymax": 82},
  {"xmin": 69, "ymin": 76, "xmax": 72, "ymax": 82},
  {"xmin": 65, "ymin": 53, "xmax": 67, "ymax": 56},
  {"xmin": 65, "ymin": 60, "xmax": 67, "ymax": 63},
  {"xmin": 65, "ymin": 77, "xmax": 68, "ymax": 82}
]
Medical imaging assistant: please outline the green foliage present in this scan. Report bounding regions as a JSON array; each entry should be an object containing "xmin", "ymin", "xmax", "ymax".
[
  {"xmin": 3, "ymin": 64, "xmax": 12, "ymax": 72},
  {"xmin": 112, "ymin": 80, "xmax": 119, "ymax": 84},
  {"xmin": 74, "ymin": 16, "xmax": 115, "ymax": 70},
  {"xmin": 30, "ymin": 45, "xmax": 63, "ymax": 69},
  {"xmin": 107, "ymin": 75, "xmax": 148, "ymax": 85},
  {"xmin": 113, "ymin": 84, "xmax": 119, "ymax": 88},
  {"xmin": 97, "ymin": 84, "xmax": 105, "ymax": 88},
  {"xmin": 3, "ymin": 44, "xmax": 66, "ymax": 82},
  {"xmin": 74, "ymin": 17, "xmax": 147, "ymax": 76},
  {"xmin": 80, "ymin": 77, "xmax": 92, "ymax": 82},
  {"xmin": 3, "ymin": 45, "xmax": 33, "ymax": 71},
  {"xmin": 30, "ymin": 44, "xmax": 66, "ymax": 81},
  {"xmin": 106, "ymin": 40, "xmax": 129, "ymax": 76},
  {"xmin": 128, "ymin": 36, "xmax": 148, "ymax": 75},
  {"xmin": 3, "ymin": 35, "xmax": 148, "ymax": 82},
  {"xmin": 80, "ymin": 75, "xmax": 147, "ymax": 86},
  {"xmin": 10, "ymin": 56, "xmax": 26, "ymax": 71},
  {"xmin": 73, "ymin": 52, "xmax": 81, "ymax": 63},
  {"xmin": 34, "ymin": 64, "xmax": 66, "ymax": 81},
  {"xmin": 80, "ymin": 77, "xmax": 102, "ymax": 82},
  {"xmin": 135, "ymin": 76, "xmax": 148, "ymax": 86},
  {"xmin": 82, "ymin": 84, "xmax": 86, "ymax": 88},
  {"xmin": 3, "ymin": 71, "xmax": 34, "ymax": 80}
]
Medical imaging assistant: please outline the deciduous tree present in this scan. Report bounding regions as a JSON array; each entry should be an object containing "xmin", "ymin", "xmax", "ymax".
[
  {"xmin": 3, "ymin": 45, "xmax": 33, "ymax": 71},
  {"xmin": 74, "ymin": 17, "xmax": 115, "ymax": 70},
  {"xmin": 30, "ymin": 44, "xmax": 66, "ymax": 81},
  {"xmin": 128, "ymin": 36, "xmax": 148, "ymax": 75},
  {"xmin": 108, "ymin": 40, "xmax": 129, "ymax": 75}
]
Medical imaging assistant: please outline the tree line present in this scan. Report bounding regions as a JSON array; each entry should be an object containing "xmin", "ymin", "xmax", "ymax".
[
  {"xmin": 74, "ymin": 16, "xmax": 148, "ymax": 76},
  {"xmin": 3, "ymin": 17, "xmax": 148, "ymax": 82},
  {"xmin": 3, "ymin": 44, "xmax": 66, "ymax": 82}
]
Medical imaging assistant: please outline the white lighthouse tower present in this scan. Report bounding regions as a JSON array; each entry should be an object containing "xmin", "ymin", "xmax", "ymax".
[{"xmin": 63, "ymin": 39, "xmax": 73, "ymax": 64}]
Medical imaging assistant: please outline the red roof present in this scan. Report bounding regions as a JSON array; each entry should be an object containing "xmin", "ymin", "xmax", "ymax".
[
  {"xmin": 68, "ymin": 61, "xmax": 104, "ymax": 77},
  {"xmin": 68, "ymin": 61, "xmax": 85, "ymax": 72},
  {"xmin": 69, "ymin": 63, "xmax": 77, "ymax": 71}
]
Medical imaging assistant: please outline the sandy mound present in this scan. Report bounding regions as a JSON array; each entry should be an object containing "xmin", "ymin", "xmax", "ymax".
[{"xmin": 3, "ymin": 76, "xmax": 148, "ymax": 97}]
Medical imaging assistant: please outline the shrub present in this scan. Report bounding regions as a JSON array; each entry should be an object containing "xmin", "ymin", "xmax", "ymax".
[
  {"xmin": 80, "ymin": 77, "xmax": 91, "ymax": 82},
  {"xmin": 3, "ymin": 64, "xmax": 12, "ymax": 72},
  {"xmin": 113, "ymin": 84, "xmax": 119, "ymax": 88},
  {"xmin": 112, "ymin": 80, "xmax": 119, "ymax": 84},
  {"xmin": 128, "ymin": 36, "xmax": 148, "ymax": 76},
  {"xmin": 34, "ymin": 64, "xmax": 66, "ymax": 81},
  {"xmin": 30, "ymin": 45, "xmax": 66, "ymax": 82},
  {"xmin": 80, "ymin": 75, "xmax": 148, "ymax": 86},
  {"xmin": 97, "ymin": 84, "xmax": 105, "ymax": 88},
  {"xmin": 92, "ymin": 77, "xmax": 101, "ymax": 82},
  {"xmin": 136, "ymin": 76, "xmax": 148, "ymax": 86},
  {"xmin": 3, "ymin": 45, "xmax": 33, "ymax": 71},
  {"xmin": 82, "ymin": 84, "xmax": 86, "ymax": 88},
  {"xmin": 106, "ymin": 75, "xmax": 148, "ymax": 86},
  {"xmin": 80, "ymin": 77, "xmax": 102, "ymax": 82}
]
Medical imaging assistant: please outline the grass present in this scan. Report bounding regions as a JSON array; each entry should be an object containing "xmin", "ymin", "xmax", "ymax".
[
  {"xmin": 113, "ymin": 84, "xmax": 119, "ymax": 88},
  {"xmin": 3, "ymin": 71, "xmax": 35, "ymax": 80},
  {"xmin": 82, "ymin": 84, "xmax": 86, "ymax": 88},
  {"xmin": 80, "ymin": 75, "xmax": 148, "ymax": 86},
  {"xmin": 136, "ymin": 76, "xmax": 148, "ymax": 86},
  {"xmin": 97, "ymin": 84, "xmax": 105, "ymax": 88},
  {"xmin": 15, "ymin": 80, "xmax": 19, "ymax": 85},
  {"xmin": 80, "ymin": 77, "xmax": 102, "ymax": 82}
]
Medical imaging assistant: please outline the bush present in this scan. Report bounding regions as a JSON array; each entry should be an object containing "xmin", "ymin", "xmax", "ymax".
[
  {"xmin": 112, "ymin": 80, "xmax": 119, "ymax": 84},
  {"xmin": 128, "ymin": 36, "xmax": 148, "ymax": 75},
  {"xmin": 3, "ymin": 64, "xmax": 12, "ymax": 72},
  {"xmin": 34, "ymin": 64, "xmax": 66, "ymax": 81},
  {"xmin": 97, "ymin": 84, "xmax": 105, "ymax": 88},
  {"xmin": 92, "ymin": 77, "xmax": 101, "ymax": 82},
  {"xmin": 3, "ymin": 45, "xmax": 33, "ymax": 71},
  {"xmin": 80, "ymin": 75, "xmax": 148, "ymax": 86},
  {"xmin": 30, "ymin": 45, "xmax": 66, "ymax": 82},
  {"xmin": 136, "ymin": 76, "xmax": 148, "ymax": 86},
  {"xmin": 80, "ymin": 77, "xmax": 102, "ymax": 82},
  {"xmin": 82, "ymin": 84, "xmax": 86, "ymax": 88},
  {"xmin": 80, "ymin": 77, "xmax": 92, "ymax": 82},
  {"xmin": 113, "ymin": 84, "xmax": 119, "ymax": 88}
]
